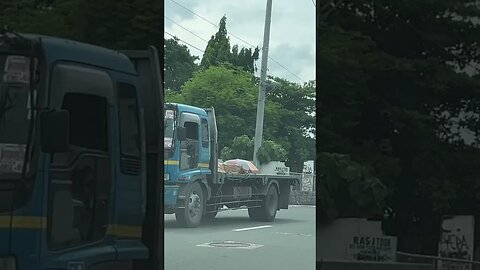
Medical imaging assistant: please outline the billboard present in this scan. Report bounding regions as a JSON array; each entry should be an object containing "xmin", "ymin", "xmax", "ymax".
[
  {"xmin": 302, "ymin": 160, "xmax": 314, "ymax": 191},
  {"xmin": 438, "ymin": 215, "xmax": 475, "ymax": 270},
  {"xmin": 347, "ymin": 235, "xmax": 397, "ymax": 262}
]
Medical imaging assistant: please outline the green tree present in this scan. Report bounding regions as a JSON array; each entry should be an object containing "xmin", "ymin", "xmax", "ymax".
[
  {"xmin": 317, "ymin": 152, "xmax": 388, "ymax": 223},
  {"xmin": 267, "ymin": 77, "xmax": 316, "ymax": 172},
  {"xmin": 220, "ymin": 135, "xmax": 287, "ymax": 164},
  {"xmin": 320, "ymin": 0, "xmax": 480, "ymax": 254},
  {"xmin": 0, "ymin": 0, "xmax": 162, "ymax": 50},
  {"xmin": 164, "ymin": 37, "xmax": 199, "ymax": 92},
  {"xmin": 179, "ymin": 64, "xmax": 275, "ymax": 150},
  {"xmin": 200, "ymin": 15, "xmax": 259, "ymax": 73}
]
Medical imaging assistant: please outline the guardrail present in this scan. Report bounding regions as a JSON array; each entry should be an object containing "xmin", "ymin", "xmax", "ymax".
[
  {"xmin": 317, "ymin": 252, "xmax": 480, "ymax": 270},
  {"xmin": 397, "ymin": 251, "xmax": 480, "ymax": 270}
]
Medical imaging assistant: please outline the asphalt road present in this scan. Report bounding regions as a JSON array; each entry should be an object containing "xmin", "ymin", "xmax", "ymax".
[{"xmin": 164, "ymin": 205, "xmax": 316, "ymax": 270}]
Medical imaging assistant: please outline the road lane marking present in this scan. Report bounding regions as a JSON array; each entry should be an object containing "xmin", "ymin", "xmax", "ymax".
[
  {"xmin": 232, "ymin": 225, "xmax": 272, "ymax": 232},
  {"xmin": 196, "ymin": 241, "xmax": 264, "ymax": 250}
]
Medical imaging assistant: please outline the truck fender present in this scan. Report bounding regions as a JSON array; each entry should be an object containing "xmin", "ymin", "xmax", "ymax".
[
  {"xmin": 264, "ymin": 180, "xmax": 291, "ymax": 209},
  {"xmin": 177, "ymin": 177, "xmax": 211, "ymax": 201},
  {"xmin": 264, "ymin": 180, "xmax": 280, "ymax": 195}
]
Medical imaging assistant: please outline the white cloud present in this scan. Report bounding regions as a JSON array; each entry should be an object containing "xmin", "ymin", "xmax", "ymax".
[{"xmin": 165, "ymin": 0, "xmax": 316, "ymax": 83}]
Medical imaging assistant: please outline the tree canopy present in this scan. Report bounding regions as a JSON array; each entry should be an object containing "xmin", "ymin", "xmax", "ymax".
[
  {"xmin": 164, "ymin": 37, "xmax": 199, "ymax": 92},
  {"xmin": 0, "ymin": 0, "xmax": 162, "ymax": 50},
  {"xmin": 200, "ymin": 16, "xmax": 260, "ymax": 74},
  {"xmin": 320, "ymin": 0, "xmax": 480, "ymax": 254}
]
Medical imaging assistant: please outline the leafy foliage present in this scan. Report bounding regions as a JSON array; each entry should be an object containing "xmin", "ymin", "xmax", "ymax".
[
  {"xmin": 0, "ymin": 0, "xmax": 162, "ymax": 50},
  {"xmin": 201, "ymin": 16, "xmax": 259, "ymax": 74},
  {"xmin": 320, "ymin": 0, "xmax": 480, "ymax": 254},
  {"xmin": 167, "ymin": 62, "xmax": 315, "ymax": 172},
  {"xmin": 220, "ymin": 135, "xmax": 287, "ymax": 164},
  {"xmin": 164, "ymin": 37, "xmax": 199, "ymax": 92},
  {"xmin": 317, "ymin": 152, "xmax": 388, "ymax": 223}
]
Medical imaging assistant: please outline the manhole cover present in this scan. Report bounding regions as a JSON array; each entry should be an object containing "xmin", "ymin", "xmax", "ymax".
[{"xmin": 196, "ymin": 241, "xmax": 263, "ymax": 250}]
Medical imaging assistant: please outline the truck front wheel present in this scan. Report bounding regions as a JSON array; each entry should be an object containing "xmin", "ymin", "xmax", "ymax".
[
  {"xmin": 248, "ymin": 185, "xmax": 278, "ymax": 222},
  {"xmin": 175, "ymin": 182, "xmax": 204, "ymax": 227}
]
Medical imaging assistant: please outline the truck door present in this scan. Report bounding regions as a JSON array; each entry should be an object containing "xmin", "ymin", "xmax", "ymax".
[
  {"xmin": 43, "ymin": 63, "xmax": 116, "ymax": 268},
  {"xmin": 179, "ymin": 113, "xmax": 201, "ymax": 170}
]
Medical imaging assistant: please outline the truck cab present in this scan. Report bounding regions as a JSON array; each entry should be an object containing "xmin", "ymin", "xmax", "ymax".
[
  {"xmin": 164, "ymin": 102, "xmax": 300, "ymax": 228},
  {"xmin": 164, "ymin": 103, "xmax": 215, "ymax": 225},
  {"xmin": 0, "ymin": 32, "xmax": 163, "ymax": 270}
]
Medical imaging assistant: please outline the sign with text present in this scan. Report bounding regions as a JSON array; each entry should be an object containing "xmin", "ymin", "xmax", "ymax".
[
  {"xmin": 347, "ymin": 235, "xmax": 397, "ymax": 262},
  {"xmin": 302, "ymin": 160, "xmax": 314, "ymax": 191},
  {"xmin": 438, "ymin": 215, "xmax": 475, "ymax": 270},
  {"xmin": 259, "ymin": 161, "xmax": 290, "ymax": 175}
]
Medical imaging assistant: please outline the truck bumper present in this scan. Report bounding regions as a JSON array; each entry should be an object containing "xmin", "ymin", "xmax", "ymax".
[{"xmin": 164, "ymin": 185, "xmax": 179, "ymax": 206}]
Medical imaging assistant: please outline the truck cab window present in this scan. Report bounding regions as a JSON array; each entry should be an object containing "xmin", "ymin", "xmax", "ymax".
[
  {"xmin": 201, "ymin": 118, "xmax": 209, "ymax": 148},
  {"xmin": 185, "ymin": 122, "xmax": 198, "ymax": 140},
  {"xmin": 62, "ymin": 93, "xmax": 108, "ymax": 151},
  {"xmin": 181, "ymin": 121, "xmax": 199, "ymax": 170}
]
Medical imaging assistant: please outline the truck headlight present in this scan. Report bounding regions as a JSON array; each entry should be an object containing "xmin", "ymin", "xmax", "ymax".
[
  {"xmin": 164, "ymin": 173, "xmax": 169, "ymax": 181},
  {"xmin": 0, "ymin": 256, "xmax": 16, "ymax": 270}
]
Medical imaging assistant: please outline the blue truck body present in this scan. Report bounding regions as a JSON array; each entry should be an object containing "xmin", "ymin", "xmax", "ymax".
[{"xmin": 0, "ymin": 33, "xmax": 163, "ymax": 270}]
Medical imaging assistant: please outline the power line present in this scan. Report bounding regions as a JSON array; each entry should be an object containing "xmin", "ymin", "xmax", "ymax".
[
  {"xmin": 311, "ymin": 0, "xmax": 316, "ymax": 7},
  {"xmin": 165, "ymin": 31, "xmax": 205, "ymax": 53},
  {"xmin": 165, "ymin": 16, "xmax": 210, "ymax": 43},
  {"xmin": 267, "ymin": 56, "xmax": 305, "ymax": 83}
]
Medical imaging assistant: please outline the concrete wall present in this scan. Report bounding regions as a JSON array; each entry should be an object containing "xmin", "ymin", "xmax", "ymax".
[
  {"xmin": 319, "ymin": 261, "xmax": 433, "ymax": 270},
  {"xmin": 289, "ymin": 190, "xmax": 316, "ymax": 205}
]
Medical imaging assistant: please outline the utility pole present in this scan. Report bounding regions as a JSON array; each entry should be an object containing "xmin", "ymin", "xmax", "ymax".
[{"xmin": 253, "ymin": 0, "xmax": 273, "ymax": 167}]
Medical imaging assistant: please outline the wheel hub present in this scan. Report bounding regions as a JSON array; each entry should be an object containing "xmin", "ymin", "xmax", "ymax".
[{"xmin": 188, "ymin": 192, "xmax": 201, "ymax": 219}]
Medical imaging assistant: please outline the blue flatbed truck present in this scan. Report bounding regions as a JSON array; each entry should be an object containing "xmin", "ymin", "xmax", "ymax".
[
  {"xmin": 164, "ymin": 103, "xmax": 301, "ymax": 227},
  {"xmin": 0, "ymin": 31, "xmax": 163, "ymax": 270}
]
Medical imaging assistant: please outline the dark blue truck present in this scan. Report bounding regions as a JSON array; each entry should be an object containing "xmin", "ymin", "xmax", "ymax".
[{"xmin": 0, "ymin": 31, "xmax": 163, "ymax": 270}]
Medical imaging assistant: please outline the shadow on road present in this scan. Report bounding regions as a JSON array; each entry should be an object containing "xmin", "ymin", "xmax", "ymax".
[{"xmin": 164, "ymin": 215, "xmax": 302, "ymax": 229}]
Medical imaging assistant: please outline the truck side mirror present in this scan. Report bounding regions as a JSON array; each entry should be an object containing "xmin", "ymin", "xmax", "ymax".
[
  {"xmin": 40, "ymin": 110, "xmax": 70, "ymax": 153},
  {"xmin": 176, "ymin": 126, "xmax": 187, "ymax": 141}
]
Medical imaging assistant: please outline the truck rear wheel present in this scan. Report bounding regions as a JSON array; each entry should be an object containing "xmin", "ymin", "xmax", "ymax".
[
  {"xmin": 248, "ymin": 185, "xmax": 278, "ymax": 222},
  {"xmin": 175, "ymin": 182, "xmax": 204, "ymax": 227}
]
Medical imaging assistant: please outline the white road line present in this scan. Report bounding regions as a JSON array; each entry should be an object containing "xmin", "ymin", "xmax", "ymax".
[
  {"xmin": 196, "ymin": 242, "xmax": 264, "ymax": 250},
  {"xmin": 232, "ymin": 225, "xmax": 272, "ymax": 232}
]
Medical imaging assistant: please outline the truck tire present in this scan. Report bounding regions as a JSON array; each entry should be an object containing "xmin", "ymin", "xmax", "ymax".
[
  {"xmin": 175, "ymin": 182, "xmax": 204, "ymax": 227},
  {"xmin": 248, "ymin": 185, "xmax": 278, "ymax": 222}
]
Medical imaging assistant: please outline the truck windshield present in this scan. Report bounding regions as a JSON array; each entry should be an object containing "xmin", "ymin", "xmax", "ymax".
[
  {"xmin": 164, "ymin": 108, "xmax": 175, "ymax": 149},
  {"xmin": 0, "ymin": 54, "xmax": 36, "ymax": 179}
]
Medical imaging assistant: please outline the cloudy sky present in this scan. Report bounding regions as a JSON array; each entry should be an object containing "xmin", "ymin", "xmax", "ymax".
[{"xmin": 164, "ymin": 0, "xmax": 316, "ymax": 84}]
